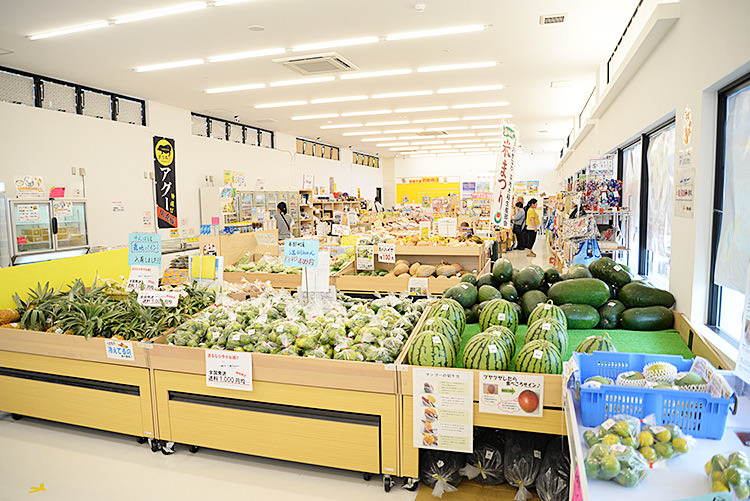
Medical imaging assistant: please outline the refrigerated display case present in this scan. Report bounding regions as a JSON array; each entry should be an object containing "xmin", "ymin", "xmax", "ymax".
[{"xmin": 0, "ymin": 183, "xmax": 9, "ymax": 267}]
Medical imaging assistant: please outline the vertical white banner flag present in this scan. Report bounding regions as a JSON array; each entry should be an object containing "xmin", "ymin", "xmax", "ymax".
[{"xmin": 490, "ymin": 126, "xmax": 518, "ymax": 229}]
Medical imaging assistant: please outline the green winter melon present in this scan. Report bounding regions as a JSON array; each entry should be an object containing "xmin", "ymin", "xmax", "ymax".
[
  {"xmin": 527, "ymin": 300, "xmax": 568, "ymax": 329},
  {"xmin": 575, "ymin": 332, "xmax": 617, "ymax": 353},
  {"xmin": 492, "ymin": 258, "xmax": 514, "ymax": 282},
  {"xmin": 524, "ymin": 318, "xmax": 568, "ymax": 355},
  {"xmin": 598, "ymin": 300, "xmax": 626, "ymax": 329},
  {"xmin": 478, "ymin": 284, "xmax": 503, "ymax": 303},
  {"xmin": 514, "ymin": 266, "xmax": 544, "ymax": 294},
  {"xmin": 427, "ymin": 298, "xmax": 466, "ymax": 336},
  {"xmin": 462, "ymin": 332, "xmax": 513, "ymax": 371},
  {"xmin": 407, "ymin": 330, "xmax": 456, "ymax": 367},
  {"xmin": 567, "ymin": 264, "xmax": 593, "ymax": 279},
  {"xmin": 478, "ymin": 298, "xmax": 519, "ymax": 333},
  {"xmin": 516, "ymin": 340, "xmax": 563, "ymax": 374},
  {"xmin": 420, "ymin": 316, "xmax": 461, "ymax": 354},
  {"xmin": 460, "ymin": 273, "xmax": 478, "ymax": 286},
  {"xmin": 560, "ymin": 303, "xmax": 600, "ymax": 329},
  {"xmin": 465, "ymin": 307, "xmax": 478, "ymax": 324},
  {"xmin": 499, "ymin": 282, "xmax": 518, "ymax": 302},
  {"xmin": 521, "ymin": 290, "xmax": 549, "ymax": 320},
  {"xmin": 445, "ymin": 282, "xmax": 478, "ymax": 309}
]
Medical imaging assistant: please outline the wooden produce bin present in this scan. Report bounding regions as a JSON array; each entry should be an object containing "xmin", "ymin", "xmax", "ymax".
[
  {"xmin": 0, "ymin": 327, "xmax": 157, "ymax": 440},
  {"xmin": 150, "ymin": 343, "xmax": 402, "ymax": 477}
]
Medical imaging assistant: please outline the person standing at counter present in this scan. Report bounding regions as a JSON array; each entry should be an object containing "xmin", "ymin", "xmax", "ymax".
[{"xmin": 273, "ymin": 201, "xmax": 294, "ymax": 241}]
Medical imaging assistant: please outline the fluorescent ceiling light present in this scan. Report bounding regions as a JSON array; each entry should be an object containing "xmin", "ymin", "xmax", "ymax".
[
  {"xmin": 205, "ymin": 82, "xmax": 265, "ymax": 93},
  {"xmin": 461, "ymin": 148, "xmax": 490, "ymax": 151},
  {"xmin": 270, "ymin": 76, "xmax": 336, "ymax": 87},
  {"xmin": 342, "ymin": 110, "xmax": 391, "ymax": 117},
  {"xmin": 465, "ymin": 152, "xmax": 492, "ymax": 156},
  {"xmin": 446, "ymin": 139, "xmax": 481, "ymax": 143},
  {"xmin": 417, "ymin": 61, "xmax": 496, "ymax": 73},
  {"xmin": 311, "ymin": 95, "xmax": 368, "ymax": 104},
  {"xmin": 425, "ymin": 126, "xmax": 468, "ymax": 131},
  {"xmin": 477, "ymin": 132, "xmax": 502, "ymax": 137},
  {"xmin": 214, "ymin": 0, "xmax": 255, "ymax": 5},
  {"xmin": 372, "ymin": 90, "xmax": 432, "ymax": 99},
  {"xmin": 437, "ymin": 153, "xmax": 465, "ymax": 157},
  {"xmin": 398, "ymin": 135, "xmax": 424, "ymax": 140},
  {"xmin": 452, "ymin": 101, "xmax": 509, "ymax": 109},
  {"xmin": 291, "ymin": 113, "xmax": 339, "ymax": 120},
  {"xmin": 28, "ymin": 20, "xmax": 110, "ymax": 40},
  {"xmin": 292, "ymin": 36, "xmax": 379, "ymax": 52},
  {"xmin": 438, "ymin": 84, "xmax": 503, "ymax": 94},
  {"xmin": 411, "ymin": 141, "xmax": 444, "ymax": 145},
  {"xmin": 452, "ymin": 144, "xmax": 484, "ymax": 148},
  {"xmin": 471, "ymin": 124, "xmax": 502, "ymax": 129},
  {"xmin": 463, "ymin": 114, "xmax": 512, "ymax": 120},
  {"xmin": 390, "ymin": 147, "xmax": 419, "ymax": 151},
  {"xmin": 384, "ymin": 128, "xmax": 423, "ymax": 133},
  {"xmin": 254, "ymin": 100, "xmax": 307, "ymax": 109},
  {"xmin": 114, "ymin": 2, "xmax": 207, "ymax": 24},
  {"xmin": 378, "ymin": 142, "xmax": 409, "ymax": 147},
  {"xmin": 343, "ymin": 131, "xmax": 381, "ymax": 136},
  {"xmin": 362, "ymin": 137, "xmax": 395, "ymax": 142},
  {"xmin": 412, "ymin": 117, "xmax": 459, "ymax": 124},
  {"xmin": 136, "ymin": 59, "xmax": 204, "ymax": 72},
  {"xmin": 395, "ymin": 105, "xmax": 448, "ymax": 113},
  {"xmin": 320, "ymin": 123, "xmax": 362, "ymax": 129},
  {"xmin": 208, "ymin": 47, "xmax": 286, "ymax": 63},
  {"xmin": 386, "ymin": 24, "xmax": 485, "ymax": 41},
  {"xmin": 340, "ymin": 69, "xmax": 412, "ymax": 80},
  {"xmin": 442, "ymin": 133, "xmax": 475, "ymax": 138},
  {"xmin": 427, "ymin": 145, "xmax": 454, "ymax": 150},
  {"xmin": 366, "ymin": 120, "xmax": 408, "ymax": 126},
  {"xmin": 406, "ymin": 154, "xmax": 436, "ymax": 158}
]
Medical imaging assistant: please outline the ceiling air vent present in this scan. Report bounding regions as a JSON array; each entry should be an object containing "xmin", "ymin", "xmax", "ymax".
[
  {"xmin": 273, "ymin": 53, "xmax": 358, "ymax": 75},
  {"xmin": 539, "ymin": 13, "xmax": 566, "ymax": 25}
]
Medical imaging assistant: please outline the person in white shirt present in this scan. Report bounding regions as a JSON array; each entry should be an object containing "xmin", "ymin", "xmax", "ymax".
[
  {"xmin": 272, "ymin": 201, "xmax": 294, "ymax": 240},
  {"xmin": 372, "ymin": 196, "xmax": 384, "ymax": 213}
]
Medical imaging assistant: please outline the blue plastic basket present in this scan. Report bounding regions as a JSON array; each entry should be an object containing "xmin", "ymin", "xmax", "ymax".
[{"xmin": 574, "ymin": 352, "xmax": 737, "ymax": 439}]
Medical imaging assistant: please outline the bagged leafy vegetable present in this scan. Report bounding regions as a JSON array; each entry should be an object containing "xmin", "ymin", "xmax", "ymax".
[
  {"xmin": 535, "ymin": 438, "xmax": 570, "ymax": 501},
  {"xmin": 420, "ymin": 449, "xmax": 466, "ymax": 498}
]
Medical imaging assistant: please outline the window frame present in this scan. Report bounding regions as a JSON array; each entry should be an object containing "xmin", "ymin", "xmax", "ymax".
[{"xmin": 192, "ymin": 112, "xmax": 274, "ymax": 148}]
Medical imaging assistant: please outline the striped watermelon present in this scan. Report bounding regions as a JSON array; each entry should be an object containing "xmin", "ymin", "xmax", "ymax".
[
  {"xmin": 575, "ymin": 332, "xmax": 617, "ymax": 353},
  {"xmin": 407, "ymin": 330, "xmax": 456, "ymax": 367},
  {"xmin": 462, "ymin": 332, "xmax": 513, "ymax": 371},
  {"xmin": 516, "ymin": 340, "xmax": 562, "ymax": 374},
  {"xmin": 483, "ymin": 325, "xmax": 517, "ymax": 359},
  {"xmin": 421, "ymin": 316, "xmax": 461, "ymax": 353},
  {"xmin": 427, "ymin": 299, "xmax": 466, "ymax": 336},
  {"xmin": 478, "ymin": 298, "xmax": 518, "ymax": 333},
  {"xmin": 527, "ymin": 300, "xmax": 567, "ymax": 329},
  {"xmin": 524, "ymin": 318, "xmax": 568, "ymax": 355}
]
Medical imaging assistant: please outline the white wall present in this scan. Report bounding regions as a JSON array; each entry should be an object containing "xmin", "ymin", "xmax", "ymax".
[
  {"xmin": 557, "ymin": 0, "xmax": 750, "ymax": 326},
  {"xmin": 0, "ymin": 99, "xmax": 382, "ymax": 247}
]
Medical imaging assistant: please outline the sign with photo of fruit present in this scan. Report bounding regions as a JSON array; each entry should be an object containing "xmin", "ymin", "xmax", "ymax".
[{"xmin": 479, "ymin": 372, "xmax": 544, "ymax": 417}]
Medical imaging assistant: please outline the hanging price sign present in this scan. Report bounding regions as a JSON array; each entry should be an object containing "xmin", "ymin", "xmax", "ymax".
[{"xmin": 377, "ymin": 243, "xmax": 396, "ymax": 264}]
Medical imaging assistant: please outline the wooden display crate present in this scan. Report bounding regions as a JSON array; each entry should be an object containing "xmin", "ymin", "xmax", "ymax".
[{"xmin": 0, "ymin": 327, "xmax": 157, "ymax": 439}]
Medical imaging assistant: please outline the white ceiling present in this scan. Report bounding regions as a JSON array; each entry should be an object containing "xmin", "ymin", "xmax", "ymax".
[{"xmin": 0, "ymin": 0, "xmax": 639, "ymax": 158}]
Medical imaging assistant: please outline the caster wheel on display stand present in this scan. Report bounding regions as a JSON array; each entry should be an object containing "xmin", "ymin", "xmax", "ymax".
[
  {"xmin": 11, "ymin": 414, "xmax": 22, "ymax": 421},
  {"xmin": 136, "ymin": 437, "xmax": 147, "ymax": 444},
  {"xmin": 402, "ymin": 478, "xmax": 420, "ymax": 491},
  {"xmin": 161, "ymin": 441, "xmax": 175, "ymax": 455},
  {"xmin": 189, "ymin": 445, "xmax": 199, "ymax": 454},
  {"xmin": 362, "ymin": 472, "xmax": 372, "ymax": 481},
  {"xmin": 149, "ymin": 439, "xmax": 161, "ymax": 453},
  {"xmin": 383, "ymin": 475, "xmax": 394, "ymax": 492}
]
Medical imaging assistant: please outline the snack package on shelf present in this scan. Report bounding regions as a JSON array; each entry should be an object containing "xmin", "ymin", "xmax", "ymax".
[
  {"xmin": 504, "ymin": 431, "xmax": 548, "ymax": 501},
  {"xmin": 535, "ymin": 438, "xmax": 571, "ymax": 501},
  {"xmin": 419, "ymin": 449, "xmax": 467, "ymax": 498},
  {"xmin": 583, "ymin": 442, "xmax": 648, "ymax": 488},
  {"xmin": 705, "ymin": 451, "xmax": 750, "ymax": 498},
  {"xmin": 459, "ymin": 428, "xmax": 505, "ymax": 486}
]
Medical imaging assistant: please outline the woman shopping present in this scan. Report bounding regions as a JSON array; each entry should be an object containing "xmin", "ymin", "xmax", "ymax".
[
  {"xmin": 524, "ymin": 198, "xmax": 540, "ymax": 257},
  {"xmin": 272, "ymin": 201, "xmax": 294, "ymax": 241},
  {"xmin": 511, "ymin": 201, "xmax": 526, "ymax": 250}
]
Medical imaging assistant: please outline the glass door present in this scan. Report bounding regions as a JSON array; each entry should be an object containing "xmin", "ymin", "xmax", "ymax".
[
  {"xmin": 53, "ymin": 200, "xmax": 88, "ymax": 249},
  {"xmin": 236, "ymin": 191, "xmax": 254, "ymax": 221},
  {"xmin": 11, "ymin": 201, "xmax": 53, "ymax": 254}
]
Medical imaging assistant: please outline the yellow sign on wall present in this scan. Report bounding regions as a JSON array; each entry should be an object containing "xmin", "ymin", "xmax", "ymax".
[{"xmin": 396, "ymin": 180, "xmax": 461, "ymax": 204}]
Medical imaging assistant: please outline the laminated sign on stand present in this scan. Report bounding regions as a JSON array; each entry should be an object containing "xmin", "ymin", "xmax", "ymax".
[
  {"xmin": 490, "ymin": 125, "xmax": 517, "ymax": 229},
  {"xmin": 153, "ymin": 136, "xmax": 177, "ymax": 229}
]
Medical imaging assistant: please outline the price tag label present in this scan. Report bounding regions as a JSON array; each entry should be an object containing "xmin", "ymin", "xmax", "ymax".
[
  {"xmin": 614, "ymin": 265, "xmax": 622, "ymax": 271},
  {"xmin": 488, "ymin": 345, "xmax": 498, "ymax": 354},
  {"xmin": 542, "ymin": 322, "xmax": 551, "ymax": 331},
  {"xmin": 532, "ymin": 350, "xmax": 543, "ymax": 359},
  {"xmin": 126, "ymin": 265, "xmax": 159, "ymax": 292},
  {"xmin": 332, "ymin": 224, "xmax": 350, "ymax": 236},
  {"xmin": 408, "ymin": 277, "xmax": 429, "ymax": 296},
  {"xmin": 432, "ymin": 336, "xmax": 442, "ymax": 344},
  {"xmin": 205, "ymin": 349, "xmax": 253, "ymax": 391},
  {"xmin": 283, "ymin": 238, "xmax": 319, "ymax": 268},
  {"xmin": 137, "ymin": 290, "xmax": 179, "ymax": 307},
  {"xmin": 356, "ymin": 244, "xmax": 375, "ymax": 271},
  {"xmin": 377, "ymin": 243, "xmax": 396, "ymax": 264},
  {"xmin": 105, "ymin": 340, "xmax": 135, "ymax": 361}
]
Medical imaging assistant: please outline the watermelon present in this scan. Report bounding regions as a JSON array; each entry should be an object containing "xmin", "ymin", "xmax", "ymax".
[
  {"xmin": 426, "ymin": 299, "xmax": 466, "ymax": 336},
  {"xmin": 465, "ymin": 307, "xmax": 478, "ymax": 324},
  {"xmin": 524, "ymin": 318, "xmax": 568, "ymax": 355},
  {"xmin": 462, "ymin": 332, "xmax": 513, "ymax": 370},
  {"xmin": 421, "ymin": 316, "xmax": 461, "ymax": 353},
  {"xmin": 445, "ymin": 282, "xmax": 477, "ymax": 308},
  {"xmin": 479, "ymin": 298, "xmax": 519, "ymax": 332},
  {"xmin": 407, "ymin": 330, "xmax": 456, "ymax": 367},
  {"xmin": 516, "ymin": 340, "xmax": 563, "ymax": 374},
  {"xmin": 575, "ymin": 332, "xmax": 617, "ymax": 353},
  {"xmin": 527, "ymin": 300, "xmax": 567, "ymax": 329},
  {"xmin": 483, "ymin": 325, "xmax": 517, "ymax": 359}
]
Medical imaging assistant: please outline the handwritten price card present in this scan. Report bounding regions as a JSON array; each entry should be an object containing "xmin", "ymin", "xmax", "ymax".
[
  {"xmin": 283, "ymin": 239, "xmax": 319, "ymax": 268},
  {"xmin": 205, "ymin": 349, "xmax": 253, "ymax": 391},
  {"xmin": 377, "ymin": 243, "xmax": 396, "ymax": 264}
]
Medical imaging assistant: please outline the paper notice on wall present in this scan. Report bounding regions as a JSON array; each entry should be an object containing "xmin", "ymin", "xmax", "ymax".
[
  {"xmin": 14, "ymin": 176, "xmax": 44, "ymax": 198},
  {"xmin": 675, "ymin": 152, "xmax": 695, "ymax": 219},
  {"xmin": 490, "ymin": 126, "xmax": 518, "ymax": 229},
  {"xmin": 112, "ymin": 200, "xmax": 125, "ymax": 213},
  {"xmin": 53, "ymin": 200, "xmax": 72, "ymax": 218},
  {"xmin": 412, "ymin": 367, "xmax": 473, "ymax": 453},
  {"xmin": 479, "ymin": 372, "xmax": 544, "ymax": 418},
  {"xmin": 16, "ymin": 204, "xmax": 40, "ymax": 223}
]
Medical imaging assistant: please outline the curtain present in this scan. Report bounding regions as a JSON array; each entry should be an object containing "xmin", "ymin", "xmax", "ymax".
[
  {"xmin": 622, "ymin": 142, "xmax": 642, "ymax": 269},
  {"xmin": 715, "ymin": 83, "xmax": 750, "ymax": 293},
  {"xmin": 645, "ymin": 125, "xmax": 675, "ymax": 288}
]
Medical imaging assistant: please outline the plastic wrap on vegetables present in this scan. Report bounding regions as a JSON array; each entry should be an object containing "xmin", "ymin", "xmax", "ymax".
[
  {"xmin": 583, "ymin": 443, "xmax": 648, "ymax": 487},
  {"xmin": 319, "ymin": 323, "xmax": 345, "ymax": 345},
  {"xmin": 354, "ymin": 325, "xmax": 382, "ymax": 344},
  {"xmin": 639, "ymin": 417, "xmax": 694, "ymax": 463},
  {"xmin": 294, "ymin": 332, "xmax": 319, "ymax": 350},
  {"xmin": 253, "ymin": 340, "xmax": 279, "ymax": 354},
  {"xmin": 395, "ymin": 316, "xmax": 415, "ymax": 332},
  {"xmin": 535, "ymin": 438, "xmax": 570, "ymax": 501},
  {"xmin": 365, "ymin": 345, "xmax": 394, "ymax": 363},
  {"xmin": 381, "ymin": 336, "xmax": 405, "ymax": 357},
  {"xmin": 333, "ymin": 347, "xmax": 364, "ymax": 361},
  {"xmin": 705, "ymin": 451, "xmax": 750, "ymax": 497},
  {"xmin": 504, "ymin": 431, "xmax": 548, "ymax": 500},
  {"xmin": 351, "ymin": 342, "xmax": 372, "ymax": 355},
  {"xmin": 278, "ymin": 344, "xmax": 300, "ymax": 357},
  {"xmin": 345, "ymin": 313, "xmax": 373, "ymax": 333},
  {"xmin": 460, "ymin": 430, "xmax": 505, "ymax": 486},
  {"xmin": 419, "ymin": 450, "xmax": 466, "ymax": 498},
  {"xmin": 303, "ymin": 346, "xmax": 332, "ymax": 359}
]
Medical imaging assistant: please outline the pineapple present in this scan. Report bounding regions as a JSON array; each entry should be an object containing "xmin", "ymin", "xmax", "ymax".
[{"xmin": 0, "ymin": 309, "xmax": 20, "ymax": 325}]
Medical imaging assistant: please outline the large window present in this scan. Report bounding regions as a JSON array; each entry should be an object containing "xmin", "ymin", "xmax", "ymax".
[{"xmin": 708, "ymin": 73, "xmax": 750, "ymax": 342}]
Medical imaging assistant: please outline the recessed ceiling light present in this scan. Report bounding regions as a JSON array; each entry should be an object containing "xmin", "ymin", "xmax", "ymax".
[
  {"xmin": 446, "ymin": 139, "xmax": 481, "ymax": 143},
  {"xmin": 372, "ymin": 90, "xmax": 433, "ymax": 99},
  {"xmin": 28, "ymin": 20, "xmax": 110, "ymax": 40},
  {"xmin": 366, "ymin": 120, "xmax": 409, "ymax": 126},
  {"xmin": 205, "ymin": 82, "xmax": 265, "ymax": 93},
  {"xmin": 136, "ymin": 59, "xmax": 204, "ymax": 72},
  {"xmin": 343, "ymin": 131, "xmax": 381, "ymax": 136},
  {"xmin": 417, "ymin": 61, "xmax": 496, "ymax": 73},
  {"xmin": 412, "ymin": 117, "xmax": 459, "ymax": 124},
  {"xmin": 452, "ymin": 101, "xmax": 509, "ymax": 109},
  {"xmin": 292, "ymin": 36, "xmax": 379, "ymax": 53},
  {"xmin": 395, "ymin": 105, "xmax": 448, "ymax": 113},
  {"xmin": 384, "ymin": 128, "xmax": 423, "ymax": 133},
  {"xmin": 291, "ymin": 113, "xmax": 339, "ymax": 120},
  {"xmin": 270, "ymin": 76, "xmax": 336, "ymax": 87},
  {"xmin": 311, "ymin": 95, "xmax": 368, "ymax": 104},
  {"xmin": 341, "ymin": 110, "xmax": 391, "ymax": 117},
  {"xmin": 438, "ymin": 84, "xmax": 503, "ymax": 94},
  {"xmin": 254, "ymin": 100, "xmax": 308, "ymax": 108},
  {"xmin": 208, "ymin": 47, "xmax": 285, "ymax": 63},
  {"xmin": 470, "ymin": 124, "xmax": 502, "ymax": 129},
  {"xmin": 378, "ymin": 142, "xmax": 410, "ymax": 147},
  {"xmin": 340, "ymin": 68, "xmax": 412, "ymax": 80},
  {"xmin": 362, "ymin": 137, "xmax": 395, "ymax": 142},
  {"xmin": 386, "ymin": 24, "xmax": 485, "ymax": 41},
  {"xmin": 463, "ymin": 114, "xmax": 512, "ymax": 120},
  {"xmin": 114, "ymin": 2, "xmax": 207, "ymax": 24},
  {"xmin": 425, "ymin": 126, "xmax": 468, "ymax": 131},
  {"xmin": 320, "ymin": 123, "xmax": 363, "ymax": 129}
]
